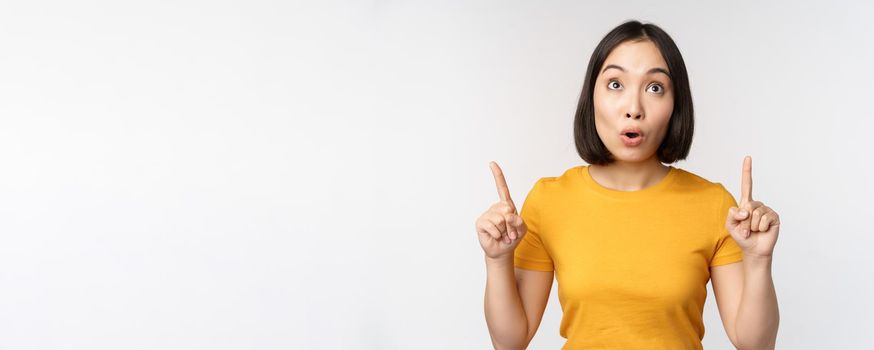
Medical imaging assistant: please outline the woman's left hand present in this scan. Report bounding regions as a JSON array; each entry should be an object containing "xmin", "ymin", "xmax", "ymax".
[{"xmin": 725, "ymin": 155, "xmax": 780, "ymax": 258}]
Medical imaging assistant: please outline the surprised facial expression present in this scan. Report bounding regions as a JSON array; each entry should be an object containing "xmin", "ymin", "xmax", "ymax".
[{"xmin": 593, "ymin": 39, "xmax": 675, "ymax": 163}]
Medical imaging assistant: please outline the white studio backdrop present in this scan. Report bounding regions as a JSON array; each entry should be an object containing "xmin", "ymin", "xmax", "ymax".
[{"xmin": 0, "ymin": 0, "xmax": 872, "ymax": 349}]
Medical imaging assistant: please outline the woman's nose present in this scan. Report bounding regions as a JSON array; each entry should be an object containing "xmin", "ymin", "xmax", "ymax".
[
  {"xmin": 626, "ymin": 112, "xmax": 642, "ymax": 120},
  {"xmin": 625, "ymin": 94, "xmax": 643, "ymax": 119}
]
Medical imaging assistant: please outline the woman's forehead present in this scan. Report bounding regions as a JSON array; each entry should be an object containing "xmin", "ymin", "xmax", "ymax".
[{"xmin": 602, "ymin": 40, "xmax": 669, "ymax": 75}]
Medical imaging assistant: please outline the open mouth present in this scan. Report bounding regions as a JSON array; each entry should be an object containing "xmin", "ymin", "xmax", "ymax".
[{"xmin": 620, "ymin": 129, "xmax": 645, "ymax": 146}]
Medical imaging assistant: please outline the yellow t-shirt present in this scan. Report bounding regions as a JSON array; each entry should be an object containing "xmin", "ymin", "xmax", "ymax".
[{"xmin": 514, "ymin": 165, "xmax": 744, "ymax": 350}]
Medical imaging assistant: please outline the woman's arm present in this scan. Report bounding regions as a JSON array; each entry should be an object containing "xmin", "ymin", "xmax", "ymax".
[
  {"xmin": 735, "ymin": 255, "xmax": 779, "ymax": 349},
  {"xmin": 717, "ymin": 156, "xmax": 781, "ymax": 349},
  {"xmin": 484, "ymin": 256, "xmax": 553, "ymax": 350},
  {"xmin": 711, "ymin": 255, "xmax": 779, "ymax": 350},
  {"xmin": 480, "ymin": 162, "xmax": 553, "ymax": 349}
]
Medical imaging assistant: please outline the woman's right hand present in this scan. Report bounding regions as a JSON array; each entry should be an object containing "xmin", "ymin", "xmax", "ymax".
[{"xmin": 476, "ymin": 161, "xmax": 528, "ymax": 260}]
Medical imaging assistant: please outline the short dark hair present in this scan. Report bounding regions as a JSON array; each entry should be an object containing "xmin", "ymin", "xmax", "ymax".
[{"xmin": 574, "ymin": 20, "xmax": 694, "ymax": 165}]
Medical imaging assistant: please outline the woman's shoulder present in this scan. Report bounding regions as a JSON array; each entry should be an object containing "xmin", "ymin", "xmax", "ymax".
[
  {"xmin": 521, "ymin": 166, "xmax": 578, "ymax": 200},
  {"xmin": 523, "ymin": 165, "xmax": 592, "ymax": 204},
  {"xmin": 671, "ymin": 166, "xmax": 733, "ymax": 198},
  {"xmin": 532, "ymin": 165, "xmax": 585, "ymax": 188}
]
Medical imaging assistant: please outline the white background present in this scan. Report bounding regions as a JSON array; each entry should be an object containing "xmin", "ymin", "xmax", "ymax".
[{"xmin": 1, "ymin": 0, "xmax": 872, "ymax": 349}]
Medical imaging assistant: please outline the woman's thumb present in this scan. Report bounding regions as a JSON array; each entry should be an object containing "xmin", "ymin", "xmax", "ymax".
[
  {"xmin": 510, "ymin": 214, "xmax": 527, "ymax": 233},
  {"xmin": 729, "ymin": 207, "xmax": 749, "ymax": 222}
]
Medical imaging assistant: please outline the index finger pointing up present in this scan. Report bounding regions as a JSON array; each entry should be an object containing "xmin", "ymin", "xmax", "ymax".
[
  {"xmin": 741, "ymin": 155, "xmax": 753, "ymax": 202},
  {"xmin": 489, "ymin": 161, "xmax": 514, "ymax": 204}
]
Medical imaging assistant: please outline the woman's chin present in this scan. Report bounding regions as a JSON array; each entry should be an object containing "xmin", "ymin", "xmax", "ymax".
[{"xmin": 610, "ymin": 148, "xmax": 655, "ymax": 163}]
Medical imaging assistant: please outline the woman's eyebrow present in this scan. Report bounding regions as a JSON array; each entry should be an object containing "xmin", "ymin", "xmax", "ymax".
[{"xmin": 602, "ymin": 64, "xmax": 672, "ymax": 79}]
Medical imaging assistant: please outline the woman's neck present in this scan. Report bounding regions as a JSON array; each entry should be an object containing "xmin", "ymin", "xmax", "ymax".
[{"xmin": 588, "ymin": 158, "xmax": 671, "ymax": 192}]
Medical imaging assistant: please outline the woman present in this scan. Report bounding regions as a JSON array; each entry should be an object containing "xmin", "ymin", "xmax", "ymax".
[{"xmin": 476, "ymin": 20, "xmax": 780, "ymax": 349}]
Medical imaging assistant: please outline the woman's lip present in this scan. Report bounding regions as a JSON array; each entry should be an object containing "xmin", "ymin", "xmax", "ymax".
[
  {"xmin": 620, "ymin": 133, "xmax": 644, "ymax": 146},
  {"xmin": 620, "ymin": 128, "xmax": 644, "ymax": 137}
]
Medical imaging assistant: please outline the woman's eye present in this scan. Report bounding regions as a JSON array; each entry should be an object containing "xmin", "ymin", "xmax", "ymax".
[
  {"xmin": 648, "ymin": 83, "xmax": 664, "ymax": 94},
  {"xmin": 608, "ymin": 80, "xmax": 622, "ymax": 90}
]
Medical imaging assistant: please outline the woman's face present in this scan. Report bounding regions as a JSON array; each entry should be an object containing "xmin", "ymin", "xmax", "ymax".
[{"xmin": 592, "ymin": 39, "xmax": 674, "ymax": 164}]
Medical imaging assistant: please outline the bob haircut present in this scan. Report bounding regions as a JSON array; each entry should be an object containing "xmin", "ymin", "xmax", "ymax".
[{"xmin": 574, "ymin": 20, "xmax": 694, "ymax": 165}]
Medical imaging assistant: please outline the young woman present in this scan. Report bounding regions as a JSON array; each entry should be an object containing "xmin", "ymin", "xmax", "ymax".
[{"xmin": 476, "ymin": 20, "xmax": 780, "ymax": 349}]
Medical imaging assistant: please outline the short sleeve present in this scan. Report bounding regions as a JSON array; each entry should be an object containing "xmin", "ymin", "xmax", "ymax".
[
  {"xmin": 710, "ymin": 185, "xmax": 744, "ymax": 267},
  {"xmin": 513, "ymin": 178, "xmax": 555, "ymax": 272}
]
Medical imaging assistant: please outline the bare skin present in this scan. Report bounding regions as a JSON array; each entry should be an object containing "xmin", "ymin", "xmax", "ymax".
[
  {"xmin": 588, "ymin": 38, "xmax": 674, "ymax": 191},
  {"xmin": 477, "ymin": 161, "xmax": 552, "ymax": 349}
]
